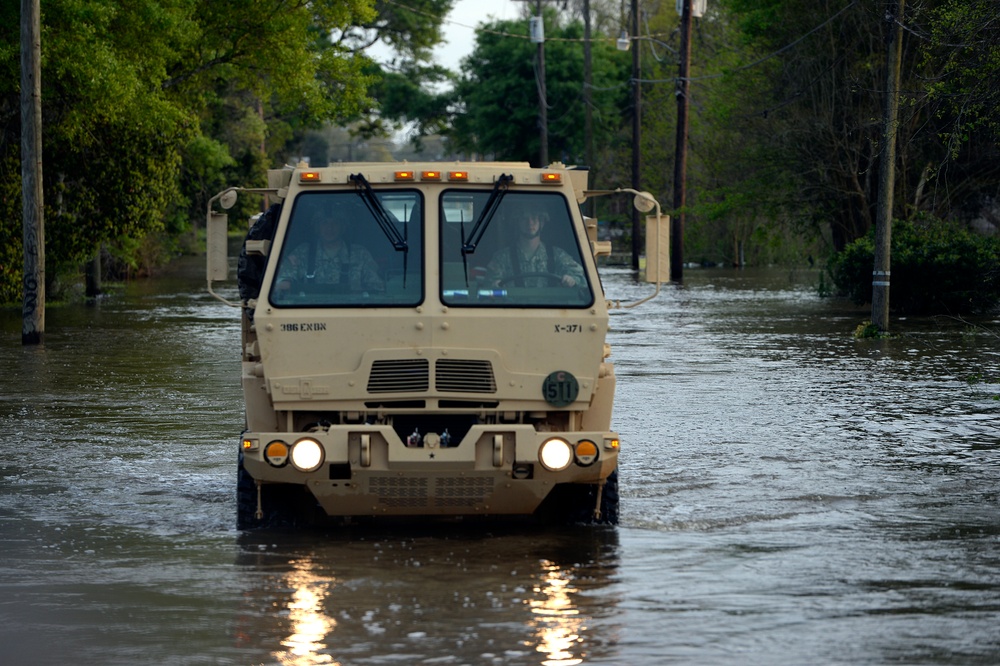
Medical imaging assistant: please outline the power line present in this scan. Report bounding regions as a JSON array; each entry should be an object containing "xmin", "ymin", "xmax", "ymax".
[
  {"xmin": 382, "ymin": 0, "xmax": 665, "ymax": 45},
  {"xmin": 384, "ymin": 0, "xmax": 861, "ymax": 87}
]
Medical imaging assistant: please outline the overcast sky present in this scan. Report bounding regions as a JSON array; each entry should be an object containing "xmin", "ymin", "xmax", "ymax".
[{"xmin": 433, "ymin": 0, "xmax": 525, "ymax": 67}]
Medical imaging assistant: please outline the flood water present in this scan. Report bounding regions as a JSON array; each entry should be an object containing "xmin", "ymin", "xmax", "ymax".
[{"xmin": 1, "ymin": 260, "xmax": 998, "ymax": 665}]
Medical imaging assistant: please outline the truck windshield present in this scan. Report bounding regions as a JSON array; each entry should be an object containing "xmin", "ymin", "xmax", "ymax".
[
  {"xmin": 440, "ymin": 191, "xmax": 593, "ymax": 308},
  {"xmin": 269, "ymin": 190, "xmax": 423, "ymax": 307}
]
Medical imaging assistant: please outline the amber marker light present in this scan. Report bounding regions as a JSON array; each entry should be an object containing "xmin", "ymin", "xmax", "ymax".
[
  {"xmin": 540, "ymin": 172, "xmax": 561, "ymax": 183},
  {"xmin": 448, "ymin": 171, "xmax": 469, "ymax": 182},
  {"xmin": 604, "ymin": 436, "xmax": 620, "ymax": 451},
  {"xmin": 299, "ymin": 171, "xmax": 321, "ymax": 183},
  {"xmin": 395, "ymin": 170, "xmax": 415, "ymax": 181},
  {"xmin": 574, "ymin": 439, "xmax": 599, "ymax": 466},
  {"xmin": 421, "ymin": 170, "xmax": 442, "ymax": 181},
  {"xmin": 242, "ymin": 437, "xmax": 259, "ymax": 451},
  {"xmin": 264, "ymin": 440, "xmax": 289, "ymax": 467}
]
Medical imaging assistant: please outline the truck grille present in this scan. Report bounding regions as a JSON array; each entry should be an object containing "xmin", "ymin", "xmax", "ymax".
[
  {"xmin": 369, "ymin": 475, "xmax": 495, "ymax": 509},
  {"xmin": 369, "ymin": 476, "xmax": 428, "ymax": 508},
  {"xmin": 367, "ymin": 359, "xmax": 429, "ymax": 393},
  {"xmin": 435, "ymin": 476, "xmax": 495, "ymax": 507},
  {"xmin": 435, "ymin": 359, "xmax": 497, "ymax": 394},
  {"xmin": 366, "ymin": 358, "xmax": 496, "ymax": 394}
]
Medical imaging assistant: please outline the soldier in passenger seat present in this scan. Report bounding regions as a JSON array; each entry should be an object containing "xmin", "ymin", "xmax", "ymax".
[{"xmin": 275, "ymin": 209, "xmax": 384, "ymax": 294}]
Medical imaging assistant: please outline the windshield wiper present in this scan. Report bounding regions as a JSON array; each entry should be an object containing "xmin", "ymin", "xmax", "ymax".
[
  {"xmin": 349, "ymin": 173, "xmax": 408, "ymax": 252},
  {"xmin": 460, "ymin": 174, "xmax": 513, "ymax": 256}
]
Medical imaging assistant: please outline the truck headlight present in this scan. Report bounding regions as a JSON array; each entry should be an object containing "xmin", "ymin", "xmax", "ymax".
[
  {"xmin": 290, "ymin": 438, "xmax": 324, "ymax": 472},
  {"xmin": 539, "ymin": 438, "xmax": 573, "ymax": 472}
]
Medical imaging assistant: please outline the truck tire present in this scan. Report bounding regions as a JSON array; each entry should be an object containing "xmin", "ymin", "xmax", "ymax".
[
  {"xmin": 535, "ymin": 470, "xmax": 620, "ymax": 526},
  {"xmin": 236, "ymin": 452, "xmax": 262, "ymax": 530},
  {"xmin": 237, "ymin": 451, "xmax": 324, "ymax": 530},
  {"xmin": 597, "ymin": 469, "xmax": 620, "ymax": 525}
]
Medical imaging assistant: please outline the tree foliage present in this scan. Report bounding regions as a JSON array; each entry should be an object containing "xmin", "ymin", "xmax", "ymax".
[
  {"xmin": 3, "ymin": 0, "xmax": 998, "ymax": 308},
  {"xmin": 1, "ymin": 0, "xmax": 458, "ymax": 303},
  {"xmin": 831, "ymin": 216, "xmax": 1000, "ymax": 314},
  {"xmin": 925, "ymin": 0, "xmax": 1000, "ymax": 145},
  {"xmin": 450, "ymin": 9, "xmax": 631, "ymax": 166}
]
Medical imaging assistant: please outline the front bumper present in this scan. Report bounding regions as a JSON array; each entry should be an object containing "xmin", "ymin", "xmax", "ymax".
[{"xmin": 241, "ymin": 424, "xmax": 619, "ymax": 517}]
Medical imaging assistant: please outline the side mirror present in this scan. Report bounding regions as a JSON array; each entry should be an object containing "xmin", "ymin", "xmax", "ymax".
[
  {"xmin": 206, "ymin": 212, "xmax": 229, "ymax": 282},
  {"xmin": 632, "ymin": 192, "xmax": 656, "ymax": 213},
  {"xmin": 206, "ymin": 188, "xmax": 239, "ymax": 283},
  {"xmin": 219, "ymin": 189, "xmax": 238, "ymax": 210},
  {"xmin": 644, "ymin": 214, "xmax": 670, "ymax": 284}
]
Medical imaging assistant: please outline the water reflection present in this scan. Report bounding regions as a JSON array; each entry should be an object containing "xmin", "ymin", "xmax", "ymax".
[
  {"xmin": 235, "ymin": 528, "xmax": 621, "ymax": 665},
  {"xmin": 275, "ymin": 559, "xmax": 338, "ymax": 665},
  {"xmin": 530, "ymin": 562, "xmax": 583, "ymax": 666}
]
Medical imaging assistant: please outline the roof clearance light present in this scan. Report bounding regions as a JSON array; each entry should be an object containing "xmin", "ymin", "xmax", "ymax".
[
  {"xmin": 395, "ymin": 170, "xmax": 415, "ymax": 181},
  {"xmin": 422, "ymin": 170, "xmax": 442, "ymax": 181},
  {"xmin": 300, "ymin": 171, "xmax": 321, "ymax": 183},
  {"xmin": 540, "ymin": 172, "xmax": 561, "ymax": 184},
  {"xmin": 448, "ymin": 171, "xmax": 469, "ymax": 182}
]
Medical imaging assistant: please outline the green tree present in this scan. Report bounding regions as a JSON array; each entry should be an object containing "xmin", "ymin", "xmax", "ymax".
[
  {"xmin": 831, "ymin": 216, "xmax": 1000, "ymax": 314},
  {"xmin": 451, "ymin": 10, "xmax": 631, "ymax": 166},
  {"xmin": 707, "ymin": 0, "xmax": 998, "ymax": 256},
  {"xmin": 925, "ymin": 0, "xmax": 1000, "ymax": 146},
  {"xmin": 0, "ymin": 0, "xmax": 378, "ymax": 303}
]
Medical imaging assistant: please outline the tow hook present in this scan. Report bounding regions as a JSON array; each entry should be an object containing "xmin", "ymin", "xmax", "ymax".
[
  {"xmin": 593, "ymin": 480, "xmax": 605, "ymax": 520},
  {"xmin": 255, "ymin": 479, "xmax": 263, "ymax": 520}
]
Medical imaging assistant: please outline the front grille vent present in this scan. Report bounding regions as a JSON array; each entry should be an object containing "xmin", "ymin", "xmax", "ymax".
[
  {"xmin": 367, "ymin": 359, "xmax": 429, "ymax": 393},
  {"xmin": 435, "ymin": 359, "xmax": 497, "ymax": 394},
  {"xmin": 370, "ymin": 476, "xmax": 428, "ymax": 508},
  {"xmin": 369, "ymin": 476, "xmax": 495, "ymax": 510},
  {"xmin": 435, "ymin": 477, "xmax": 494, "ymax": 508}
]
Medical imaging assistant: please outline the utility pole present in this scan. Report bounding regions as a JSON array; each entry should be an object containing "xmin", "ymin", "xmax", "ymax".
[
  {"xmin": 671, "ymin": 0, "xmax": 693, "ymax": 283},
  {"xmin": 527, "ymin": 0, "xmax": 549, "ymax": 167},
  {"xmin": 583, "ymin": 0, "xmax": 596, "ymax": 218},
  {"xmin": 583, "ymin": 0, "xmax": 593, "ymax": 170},
  {"xmin": 630, "ymin": 0, "xmax": 642, "ymax": 271},
  {"xmin": 872, "ymin": 0, "xmax": 905, "ymax": 334},
  {"xmin": 21, "ymin": 0, "xmax": 44, "ymax": 345}
]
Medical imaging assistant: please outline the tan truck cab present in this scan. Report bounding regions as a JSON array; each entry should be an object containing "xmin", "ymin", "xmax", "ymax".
[{"xmin": 206, "ymin": 161, "xmax": 665, "ymax": 527}]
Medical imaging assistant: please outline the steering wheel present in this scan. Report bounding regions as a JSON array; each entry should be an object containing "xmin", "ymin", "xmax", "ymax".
[{"xmin": 497, "ymin": 272, "xmax": 567, "ymax": 287}]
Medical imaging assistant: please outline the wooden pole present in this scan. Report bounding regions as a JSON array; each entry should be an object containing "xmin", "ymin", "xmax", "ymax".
[
  {"xmin": 630, "ymin": 0, "xmax": 641, "ymax": 271},
  {"xmin": 21, "ymin": 0, "xmax": 44, "ymax": 345},
  {"xmin": 872, "ymin": 0, "xmax": 904, "ymax": 334},
  {"xmin": 671, "ymin": 0, "xmax": 692, "ymax": 283},
  {"xmin": 583, "ymin": 0, "xmax": 595, "ymax": 218},
  {"xmin": 537, "ymin": 0, "xmax": 548, "ymax": 167}
]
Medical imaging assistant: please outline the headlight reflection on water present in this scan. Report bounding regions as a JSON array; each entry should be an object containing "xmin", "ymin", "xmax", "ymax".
[
  {"xmin": 273, "ymin": 559, "xmax": 339, "ymax": 666},
  {"xmin": 530, "ymin": 561, "xmax": 584, "ymax": 666}
]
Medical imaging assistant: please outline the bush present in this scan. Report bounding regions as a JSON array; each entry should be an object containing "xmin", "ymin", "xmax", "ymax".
[{"xmin": 831, "ymin": 217, "xmax": 1000, "ymax": 315}]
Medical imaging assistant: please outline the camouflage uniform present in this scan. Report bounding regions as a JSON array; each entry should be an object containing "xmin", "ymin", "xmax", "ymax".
[
  {"xmin": 279, "ymin": 242, "xmax": 383, "ymax": 292},
  {"xmin": 485, "ymin": 243, "xmax": 585, "ymax": 288}
]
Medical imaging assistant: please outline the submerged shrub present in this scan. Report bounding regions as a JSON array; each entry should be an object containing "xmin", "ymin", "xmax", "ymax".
[{"xmin": 831, "ymin": 217, "xmax": 1000, "ymax": 315}]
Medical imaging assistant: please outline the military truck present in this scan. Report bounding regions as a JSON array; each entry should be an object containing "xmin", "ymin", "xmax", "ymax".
[{"xmin": 206, "ymin": 161, "xmax": 666, "ymax": 528}]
